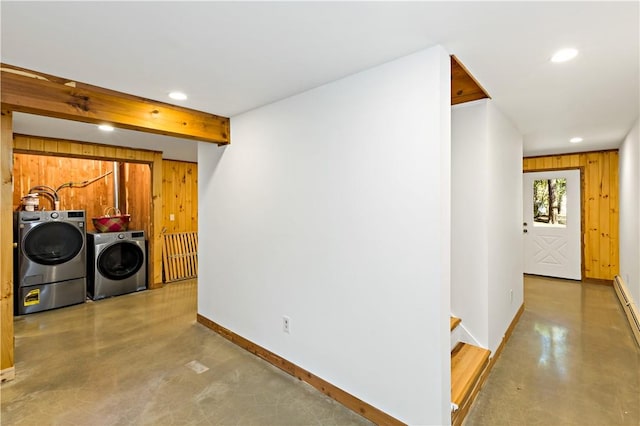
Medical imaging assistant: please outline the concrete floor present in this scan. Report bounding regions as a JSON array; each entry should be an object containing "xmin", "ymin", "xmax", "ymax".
[
  {"xmin": 465, "ymin": 275, "xmax": 640, "ymax": 425},
  {"xmin": 2, "ymin": 276, "xmax": 639, "ymax": 425},
  {"xmin": 1, "ymin": 280, "xmax": 372, "ymax": 425}
]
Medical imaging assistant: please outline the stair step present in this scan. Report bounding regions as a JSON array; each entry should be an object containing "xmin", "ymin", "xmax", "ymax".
[
  {"xmin": 450, "ymin": 316, "xmax": 461, "ymax": 331},
  {"xmin": 451, "ymin": 342, "xmax": 490, "ymax": 408}
]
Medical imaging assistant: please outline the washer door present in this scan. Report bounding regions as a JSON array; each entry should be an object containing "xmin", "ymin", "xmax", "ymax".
[
  {"xmin": 23, "ymin": 222, "xmax": 84, "ymax": 265},
  {"xmin": 97, "ymin": 242, "xmax": 144, "ymax": 280}
]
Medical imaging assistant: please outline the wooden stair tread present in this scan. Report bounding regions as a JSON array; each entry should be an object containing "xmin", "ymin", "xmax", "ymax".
[
  {"xmin": 450, "ymin": 316, "xmax": 461, "ymax": 331},
  {"xmin": 451, "ymin": 343, "xmax": 490, "ymax": 407}
]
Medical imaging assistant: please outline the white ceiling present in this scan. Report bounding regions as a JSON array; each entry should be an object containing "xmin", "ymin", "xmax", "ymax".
[{"xmin": 2, "ymin": 1, "xmax": 638, "ymax": 161}]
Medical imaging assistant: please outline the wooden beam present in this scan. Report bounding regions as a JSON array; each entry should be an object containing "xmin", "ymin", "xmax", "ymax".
[
  {"xmin": 1, "ymin": 110, "xmax": 15, "ymax": 381},
  {"xmin": 451, "ymin": 55, "xmax": 490, "ymax": 106},
  {"xmin": 1, "ymin": 64, "xmax": 230, "ymax": 145}
]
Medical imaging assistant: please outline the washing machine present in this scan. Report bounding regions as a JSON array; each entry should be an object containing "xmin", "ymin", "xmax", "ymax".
[
  {"xmin": 14, "ymin": 210, "xmax": 87, "ymax": 315},
  {"xmin": 86, "ymin": 230, "xmax": 147, "ymax": 300}
]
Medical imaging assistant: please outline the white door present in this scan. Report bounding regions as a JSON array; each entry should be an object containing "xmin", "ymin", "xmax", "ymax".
[{"xmin": 523, "ymin": 170, "xmax": 581, "ymax": 280}]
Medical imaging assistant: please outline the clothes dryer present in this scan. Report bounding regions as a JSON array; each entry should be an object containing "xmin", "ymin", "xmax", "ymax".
[
  {"xmin": 87, "ymin": 231, "xmax": 147, "ymax": 300},
  {"xmin": 14, "ymin": 210, "xmax": 87, "ymax": 314}
]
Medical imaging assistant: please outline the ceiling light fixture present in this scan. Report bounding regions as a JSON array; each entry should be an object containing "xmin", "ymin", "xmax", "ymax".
[
  {"xmin": 551, "ymin": 48, "xmax": 578, "ymax": 63},
  {"xmin": 169, "ymin": 91, "xmax": 187, "ymax": 101},
  {"xmin": 569, "ymin": 137, "xmax": 583, "ymax": 143},
  {"xmin": 98, "ymin": 124, "xmax": 114, "ymax": 132}
]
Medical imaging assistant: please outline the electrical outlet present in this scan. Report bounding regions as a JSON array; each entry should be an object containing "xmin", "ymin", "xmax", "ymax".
[
  {"xmin": 169, "ymin": 214, "xmax": 175, "ymax": 221},
  {"xmin": 282, "ymin": 316, "xmax": 290, "ymax": 334}
]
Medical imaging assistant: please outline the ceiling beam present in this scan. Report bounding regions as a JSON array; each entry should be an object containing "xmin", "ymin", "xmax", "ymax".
[
  {"xmin": 451, "ymin": 55, "xmax": 490, "ymax": 105},
  {"xmin": 1, "ymin": 64, "xmax": 230, "ymax": 145}
]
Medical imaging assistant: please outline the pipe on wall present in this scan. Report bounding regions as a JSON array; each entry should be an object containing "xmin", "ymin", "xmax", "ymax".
[{"xmin": 113, "ymin": 161, "xmax": 119, "ymax": 210}]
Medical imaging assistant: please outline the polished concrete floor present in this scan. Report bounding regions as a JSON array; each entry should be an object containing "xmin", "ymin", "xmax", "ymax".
[
  {"xmin": 3, "ymin": 277, "xmax": 639, "ymax": 425},
  {"xmin": 1, "ymin": 280, "xmax": 372, "ymax": 425},
  {"xmin": 465, "ymin": 275, "xmax": 640, "ymax": 426}
]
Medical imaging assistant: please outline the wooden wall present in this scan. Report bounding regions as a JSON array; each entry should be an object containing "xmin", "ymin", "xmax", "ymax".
[
  {"xmin": 523, "ymin": 151, "xmax": 619, "ymax": 281},
  {"xmin": 162, "ymin": 160, "xmax": 198, "ymax": 233},
  {"xmin": 13, "ymin": 154, "xmax": 151, "ymax": 233}
]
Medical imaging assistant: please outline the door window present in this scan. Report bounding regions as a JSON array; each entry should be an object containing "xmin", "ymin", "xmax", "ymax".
[{"xmin": 533, "ymin": 178, "xmax": 567, "ymax": 227}]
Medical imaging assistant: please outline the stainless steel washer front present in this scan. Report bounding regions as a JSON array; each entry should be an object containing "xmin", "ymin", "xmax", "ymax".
[
  {"xmin": 14, "ymin": 210, "xmax": 87, "ymax": 314},
  {"xmin": 87, "ymin": 230, "xmax": 147, "ymax": 300}
]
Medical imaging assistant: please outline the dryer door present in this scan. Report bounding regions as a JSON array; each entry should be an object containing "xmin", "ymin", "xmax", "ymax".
[
  {"xmin": 97, "ymin": 242, "xmax": 144, "ymax": 280},
  {"xmin": 23, "ymin": 222, "xmax": 84, "ymax": 265}
]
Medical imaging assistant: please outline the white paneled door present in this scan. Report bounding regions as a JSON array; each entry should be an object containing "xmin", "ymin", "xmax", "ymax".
[{"xmin": 523, "ymin": 170, "xmax": 581, "ymax": 280}]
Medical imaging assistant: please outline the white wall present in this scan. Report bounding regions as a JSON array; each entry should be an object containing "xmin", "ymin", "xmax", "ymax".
[
  {"xmin": 619, "ymin": 118, "xmax": 640, "ymax": 305},
  {"xmin": 451, "ymin": 99, "xmax": 523, "ymax": 353},
  {"xmin": 451, "ymin": 101, "xmax": 490, "ymax": 347},
  {"xmin": 198, "ymin": 47, "xmax": 451, "ymax": 425},
  {"xmin": 486, "ymin": 101, "xmax": 524, "ymax": 352}
]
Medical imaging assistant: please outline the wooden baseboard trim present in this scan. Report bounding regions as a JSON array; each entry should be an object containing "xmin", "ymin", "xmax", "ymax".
[
  {"xmin": 453, "ymin": 303, "xmax": 525, "ymax": 426},
  {"xmin": 490, "ymin": 303, "xmax": 525, "ymax": 367},
  {"xmin": 1, "ymin": 366, "xmax": 15, "ymax": 383},
  {"xmin": 197, "ymin": 314, "xmax": 404, "ymax": 426}
]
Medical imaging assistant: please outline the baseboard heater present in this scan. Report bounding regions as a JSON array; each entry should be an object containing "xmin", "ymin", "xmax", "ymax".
[{"xmin": 614, "ymin": 275, "xmax": 640, "ymax": 348}]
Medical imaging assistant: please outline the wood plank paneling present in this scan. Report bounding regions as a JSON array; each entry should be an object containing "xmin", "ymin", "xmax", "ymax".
[
  {"xmin": 122, "ymin": 162, "xmax": 151, "ymax": 235},
  {"xmin": 161, "ymin": 160, "xmax": 198, "ymax": 283},
  {"xmin": 1, "ymin": 110, "xmax": 15, "ymax": 380},
  {"xmin": 13, "ymin": 153, "xmax": 115, "ymax": 218},
  {"xmin": 162, "ymin": 160, "xmax": 198, "ymax": 233},
  {"xmin": 524, "ymin": 150, "xmax": 619, "ymax": 281}
]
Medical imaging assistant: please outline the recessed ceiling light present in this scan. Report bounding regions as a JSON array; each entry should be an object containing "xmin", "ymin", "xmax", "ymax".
[
  {"xmin": 98, "ymin": 124, "xmax": 114, "ymax": 132},
  {"xmin": 169, "ymin": 91, "xmax": 187, "ymax": 101},
  {"xmin": 551, "ymin": 48, "xmax": 578, "ymax": 63},
  {"xmin": 569, "ymin": 137, "xmax": 583, "ymax": 143}
]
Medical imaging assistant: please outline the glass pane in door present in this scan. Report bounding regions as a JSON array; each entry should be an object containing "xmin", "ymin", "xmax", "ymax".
[{"xmin": 533, "ymin": 178, "xmax": 567, "ymax": 227}]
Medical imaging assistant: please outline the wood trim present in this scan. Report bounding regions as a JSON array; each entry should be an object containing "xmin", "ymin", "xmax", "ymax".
[
  {"xmin": 489, "ymin": 303, "xmax": 524, "ymax": 368},
  {"xmin": 451, "ymin": 55, "xmax": 490, "ymax": 105},
  {"xmin": 522, "ymin": 166, "xmax": 582, "ymax": 173},
  {"xmin": 13, "ymin": 133, "xmax": 159, "ymax": 161},
  {"xmin": 150, "ymin": 152, "xmax": 164, "ymax": 288},
  {"xmin": 524, "ymin": 149, "xmax": 618, "ymax": 160},
  {"xmin": 1, "ymin": 63, "xmax": 230, "ymax": 145},
  {"xmin": 0, "ymin": 366, "xmax": 15, "ymax": 383},
  {"xmin": 196, "ymin": 314, "xmax": 404, "ymax": 426},
  {"xmin": 1, "ymin": 110, "xmax": 14, "ymax": 377}
]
